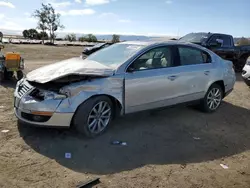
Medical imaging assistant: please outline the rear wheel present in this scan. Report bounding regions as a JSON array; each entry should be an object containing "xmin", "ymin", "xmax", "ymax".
[
  {"xmin": 200, "ymin": 84, "xmax": 223, "ymax": 113},
  {"xmin": 73, "ymin": 96, "xmax": 114, "ymax": 138}
]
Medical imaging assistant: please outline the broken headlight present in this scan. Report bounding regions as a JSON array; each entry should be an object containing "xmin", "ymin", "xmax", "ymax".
[
  {"xmin": 30, "ymin": 89, "xmax": 67, "ymax": 100},
  {"xmin": 44, "ymin": 91, "xmax": 67, "ymax": 100}
]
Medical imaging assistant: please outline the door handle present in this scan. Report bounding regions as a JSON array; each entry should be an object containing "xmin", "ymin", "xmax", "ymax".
[
  {"xmin": 204, "ymin": 71, "xmax": 210, "ymax": 75},
  {"xmin": 168, "ymin": 75, "xmax": 178, "ymax": 81}
]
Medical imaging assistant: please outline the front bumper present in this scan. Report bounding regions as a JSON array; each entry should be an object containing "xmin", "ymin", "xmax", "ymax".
[
  {"xmin": 14, "ymin": 107, "xmax": 73, "ymax": 127},
  {"xmin": 14, "ymin": 79, "xmax": 74, "ymax": 127},
  {"xmin": 242, "ymin": 76, "xmax": 250, "ymax": 86},
  {"xmin": 242, "ymin": 64, "xmax": 250, "ymax": 86}
]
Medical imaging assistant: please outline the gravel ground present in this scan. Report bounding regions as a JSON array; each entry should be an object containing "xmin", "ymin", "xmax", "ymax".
[{"xmin": 0, "ymin": 44, "xmax": 250, "ymax": 188}]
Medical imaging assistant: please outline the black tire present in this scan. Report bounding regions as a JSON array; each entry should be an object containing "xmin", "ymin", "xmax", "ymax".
[
  {"xmin": 200, "ymin": 84, "xmax": 223, "ymax": 113},
  {"xmin": 73, "ymin": 96, "xmax": 114, "ymax": 138},
  {"xmin": 16, "ymin": 71, "xmax": 23, "ymax": 80}
]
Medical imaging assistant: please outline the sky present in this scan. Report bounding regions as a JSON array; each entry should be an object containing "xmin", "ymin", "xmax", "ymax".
[{"xmin": 0, "ymin": 0, "xmax": 249, "ymax": 37}]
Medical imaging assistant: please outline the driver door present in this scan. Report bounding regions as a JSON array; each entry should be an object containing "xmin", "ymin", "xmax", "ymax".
[{"xmin": 124, "ymin": 46, "xmax": 177, "ymax": 113}]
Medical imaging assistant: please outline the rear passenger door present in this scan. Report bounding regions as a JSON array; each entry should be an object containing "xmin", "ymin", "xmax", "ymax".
[{"xmin": 173, "ymin": 45, "xmax": 214, "ymax": 101}]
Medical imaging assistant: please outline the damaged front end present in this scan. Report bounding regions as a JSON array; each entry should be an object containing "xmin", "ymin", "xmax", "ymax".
[
  {"xmin": 14, "ymin": 74, "xmax": 123, "ymax": 127},
  {"xmin": 27, "ymin": 74, "xmax": 105, "ymax": 100},
  {"xmin": 14, "ymin": 57, "xmax": 123, "ymax": 127}
]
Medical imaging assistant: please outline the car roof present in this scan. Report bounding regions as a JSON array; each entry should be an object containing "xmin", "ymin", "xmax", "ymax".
[{"xmin": 120, "ymin": 40, "xmax": 204, "ymax": 48}]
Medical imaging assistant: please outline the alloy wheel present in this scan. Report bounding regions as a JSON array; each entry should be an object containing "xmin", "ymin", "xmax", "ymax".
[
  {"xmin": 87, "ymin": 101, "xmax": 112, "ymax": 134},
  {"xmin": 207, "ymin": 88, "xmax": 222, "ymax": 110}
]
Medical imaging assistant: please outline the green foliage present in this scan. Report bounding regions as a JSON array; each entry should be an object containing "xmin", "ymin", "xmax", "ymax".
[
  {"xmin": 29, "ymin": 29, "xmax": 38, "ymax": 39},
  {"xmin": 112, "ymin": 34, "xmax": 120, "ymax": 43},
  {"xmin": 78, "ymin": 34, "xmax": 97, "ymax": 42},
  {"xmin": 22, "ymin": 29, "xmax": 48, "ymax": 40},
  {"xmin": 33, "ymin": 3, "xmax": 64, "ymax": 43},
  {"xmin": 22, "ymin": 29, "xmax": 38, "ymax": 39},
  {"xmin": 86, "ymin": 34, "xmax": 97, "ymax": 42},
  {"xmin": 65, "ymin": 33, "xmax": 76, "ymax": 42},
  {"xmin": 37, "ymin": 31, "xmax": 49, "ymax": 40},
  {"xmin": 22, "ymin": 30, "xmax": 29, "ymax": 38},
  {"xmin": 237, "ymin": 37, "xmax": 250, "ymax": 46},
  {"xmin": 78, "ymin": 36, "xmax": 87, "ymax": 42}
]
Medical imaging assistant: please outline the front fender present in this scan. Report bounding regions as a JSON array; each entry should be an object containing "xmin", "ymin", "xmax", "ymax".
[{"xmin": 56, "ymin": 76, "xmax": 124, "ymax": 113}]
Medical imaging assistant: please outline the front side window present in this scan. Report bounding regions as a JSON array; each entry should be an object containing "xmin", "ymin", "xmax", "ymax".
[
  {"xmin": 178, "ymin": 47, "xmax": 211, "ymax": 66},
  {"xmin": 128, "ymin": 46, "xmax": 173, "ymax": 71}
]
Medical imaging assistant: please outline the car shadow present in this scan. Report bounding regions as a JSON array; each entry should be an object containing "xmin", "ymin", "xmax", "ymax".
[
  {"xmin": 0, "ymin": 78, "xmax": 17, "ymax": 89},
  {"xmin": 18, "ymin": 101, "xmax": 250, "ymax": 175}
]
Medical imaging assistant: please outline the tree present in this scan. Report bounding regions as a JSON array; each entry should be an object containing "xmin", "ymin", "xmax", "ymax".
[
  {"xmin": 85, "ymin": 34, "xmax": 97, "ymax": 42},
  {"xmin": 78, "ymin": 36, "xmax": 87, "ymax": 42},
  {"xmin": 112, "ymin": 34, "xmax": 120, "ymax": 43},
  {"xmin": 37, "ymin": 31, "xmax": 49, "ymax": 40},
  {"xmin": 33, "ymin": 3, "xmax": 64, "ymax": 44},
  {"xmin": 33, "ymin": 6, "xmax": 48, "ymax": 44},
  {"xmin": 65, "ymin": 33, "xmax": 76, "ymax": 42},
  {"xmin": 22, "ymin": 30, "xmax": 29, "ymax": 38},
  {"xmin": 45, "ymin": 4, "xmax": 64, "ymax": 43},
  {"xmin": 22, "ymin": 29, "xmax": 39, "ymax": 39},
  {"xmin": 28, "ymin": 29, "xmax": 38, "ymax": 39},
  {"xmin": 237, "ymin": 37, "xmax": 250, "ymax": 46}
]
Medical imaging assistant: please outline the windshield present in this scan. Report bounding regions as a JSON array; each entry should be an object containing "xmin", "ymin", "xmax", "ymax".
[
  {"xmin": 179, "ymin": 33, "xmax": 209, "ymax": 43},
  {"xmin": 86, "ymin": 43, "xmax": 145, "ymax": 68}
]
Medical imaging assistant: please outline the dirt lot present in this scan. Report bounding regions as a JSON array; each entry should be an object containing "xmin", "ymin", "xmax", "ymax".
[{"xmin": 0, "ymin": 44, "xmax": 250, "ymax": 188}]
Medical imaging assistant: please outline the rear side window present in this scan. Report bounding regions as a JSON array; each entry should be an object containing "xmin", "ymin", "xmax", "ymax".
[{"xmin": 178, "ymin": 47, "xmax": 211, "ymax": 66}]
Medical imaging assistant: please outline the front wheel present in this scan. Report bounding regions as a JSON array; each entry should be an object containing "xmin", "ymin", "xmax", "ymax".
[
  {"xmin": 200, "ymin": 84, "xmax": 223, "ymax": 113},
  {"xmin": 73, "ymin": 96, "xmax": 114, "ymax": 138}
]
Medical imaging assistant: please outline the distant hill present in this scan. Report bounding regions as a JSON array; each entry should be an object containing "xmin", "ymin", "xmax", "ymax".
[
  {"xmin": 1, "ymin": 28, "xmax": 248, "ymax": 42},
  {"xmin": 0, "ymin": 28, "xmax": 174, "ymax": 41}
]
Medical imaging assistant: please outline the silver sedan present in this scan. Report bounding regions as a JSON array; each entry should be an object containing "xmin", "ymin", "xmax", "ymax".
[{"xmin": 14, "ymin": 41, "xmax": 236, "ymax": 137}]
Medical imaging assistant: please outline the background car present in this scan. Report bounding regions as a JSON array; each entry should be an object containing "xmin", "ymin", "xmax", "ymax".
[
  {"xmin": 14, "ymin": 41, "xmax": 236, "ymax": 138},
  {"xmin": 242, "ymin": 58, "xmax": 250, "ymax": 86},
  {"xmin": 82, "ymin": 42, "xmax": 113, "ymax": 55},
  {"xmin": 179, "ymin": 32, "xmax": 250, "ymax": 72}
]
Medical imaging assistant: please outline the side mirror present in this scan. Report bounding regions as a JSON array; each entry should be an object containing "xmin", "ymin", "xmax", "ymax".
[{"xmin": 127, "ymin": 66, "xmax": 135, "ymax": 73}]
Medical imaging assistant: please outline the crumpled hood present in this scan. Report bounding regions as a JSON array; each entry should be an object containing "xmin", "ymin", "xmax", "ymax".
[{"xmin": 26, "ymin": 57, "xmax": 114, "ymax": 83}]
